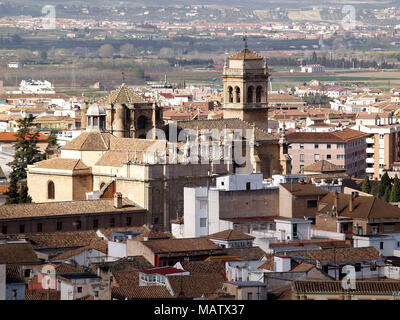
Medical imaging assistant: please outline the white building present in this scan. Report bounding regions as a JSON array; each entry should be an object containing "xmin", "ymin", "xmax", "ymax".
[
  {"xmin": 353, "ymin": 234, "xmax": 400, "ymax": 257},
  {"xmin": 19, "ymin": 80, "xmax": 55, "ymax": 94},
  {"xmin": 301, "ymin": 65, "xmax": 325, "ymax": 73},
  {"xmin": 7, "ymin": 62, "xmax": 22, "ymax": 69},
  {"xmin": 174, "ymin": 174, "xmax": 301, "ymax": 239}
]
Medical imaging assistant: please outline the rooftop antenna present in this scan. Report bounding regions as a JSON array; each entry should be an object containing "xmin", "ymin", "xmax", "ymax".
[
  {"xmin": 121, "ymin": 72, "xmax": 125, "ymax": 85},
  {"xmin": 243, "ymin": 34, "xmax": 248, "ymax": 50}
]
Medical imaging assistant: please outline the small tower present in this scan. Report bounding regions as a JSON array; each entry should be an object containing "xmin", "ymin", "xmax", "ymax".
[
  {"xmin": 86, "ymin": 103, "xmax": 106, "ymax": 132},
  {"xmin": 279, "ymin": 127, "xmax": 292, "ymax": 175},
  {"xmin": 223, "ymin": 42, "xmax": 270, "ymax": 130}
]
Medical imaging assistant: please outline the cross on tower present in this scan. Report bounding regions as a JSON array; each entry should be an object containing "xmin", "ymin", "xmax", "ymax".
[{"xmin": 243, "ymin": 35, "xmax": 248, "ymax": 50}]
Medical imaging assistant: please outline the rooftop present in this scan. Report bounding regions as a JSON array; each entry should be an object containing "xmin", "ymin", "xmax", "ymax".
[
  {"xmin": 0, "ymin": 198, "xmax": 143, "ymax": 220},
  {"xmin": 303, "ymin": 160, "xmax": 345, "ymax": 173},
  {"xmin": 318, "ymin": 192, "xmax": 400, "ymax": 220},
  {"xmin": 208, "ymin": 229, "xmax": 255, "ymax": 241},
  {"xmin": 286, "ymin": 128, "xmax": 371, "ymax": 143},
  {"xmin": 280, "ymin": 182, "xmax": 328, "ymax": 197},
  {"xmin": 294, "ymin": 280, "xmax": 400, "ymax": 295}
]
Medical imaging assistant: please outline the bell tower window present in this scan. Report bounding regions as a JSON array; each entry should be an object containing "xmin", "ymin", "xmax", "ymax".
[
  {"xmin": 256, "ymin": 86, "xmax": 262, "ymax": 103},
  {"xmin": 247, "ymin": 86, "xmax": 254, "ymax": 103},
  {"xmin": 228, "ymin": 86, "xmax": 233, "ymax": 103},
  {"xmin": 48, "ymin": 181, "xmax": 55, "ymax": 200},
  {"xmin": 235, "ymin": 87, "xmax": 240, "ymax": 103}
]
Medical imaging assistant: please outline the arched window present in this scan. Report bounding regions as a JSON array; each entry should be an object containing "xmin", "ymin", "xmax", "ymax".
[
  {"xmin": 228, "ymin": 86, "xmax": 233, "ymax": 103},
  {"xmin": 256, "ymin": 86, "xmax": 262, "ymax": 103},
  {"xmin": 137, "ymin": 115, "xmax": 148, "ymax": 130},
  {"xmin": 48, "ymin": 181, "xmax": 55, "ymax": 200},
  {"xmin": 235, "ymin": 87, "xmax": 240, "ymax": 103},
  {"xmin": 247, "ymin": 86, "xmax": 254, "ymax": 103}
]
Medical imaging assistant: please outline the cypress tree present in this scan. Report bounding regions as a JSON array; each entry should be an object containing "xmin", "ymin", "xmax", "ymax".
[
  {"xmin": 384, "ymin": 185, "xmax": 391, "ymax": 203},
  {"xmin": 379, "ymin": 171, "xmax": 391, "ymax": 198},
  {"xmin": 5, "ymin": 115, "xmax": 45, "ymax": 204},
  {"xmin": 390, "ymin": 175, "xmax": 400, "ymax": 202},
  {"xmin": 361, "ymin": 175, "xmax": 372, "ymax": 194},
  {"xmin": 47, "ymin": 131, "xmax": 59, "ymax": 149}
]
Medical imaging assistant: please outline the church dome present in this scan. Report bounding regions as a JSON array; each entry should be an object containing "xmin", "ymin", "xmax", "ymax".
[{"xmin": 86, "ymin": 103, "xmax": 106, "ymax": 116}]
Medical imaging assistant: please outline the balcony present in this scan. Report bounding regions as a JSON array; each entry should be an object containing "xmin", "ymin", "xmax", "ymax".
[
  {"xmin": 366, "ymin": 138, "xmax": 375, "ymax": 144},
  {"xmin": 366, "ymin": 158, "xmax": 375, "ymax": 164},
  {"xmin": 366, "ymin": 148, "xmax": 375, "ymax": 154},
  {"xmin": 366, "ymin": 167, "xmax": 375, "ymax": 174}
]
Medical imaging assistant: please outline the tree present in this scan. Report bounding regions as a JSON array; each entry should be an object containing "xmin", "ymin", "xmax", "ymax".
[
  {"xmin": 379, "ymin": 171, "xmax": 391, "ymax": 198},
  {"xmin": 15, "ymin": 49, "xmax": 33, "ymax": 64},
  {"xmin": 5, "ymin": 115, "xmax": 45, "ymax": 204},
  {"xmin": 98, "ymin": 44, "xmax": 115, "ymax": 58},
  {"xmin": 361, "ymin": 175, "xmax": 372, "ymax": 194},
  {"xmin": 120, "ymin": 43, "xmax": 135, "ymax": 57},
  {"xmin": 47, "ymin": 131, "xmax": 59, "ymax": 149},
  {"xmin": 18, "ymin": 184, "xmax": 32, "ymax": 204},
  {"xmin": 390, "ymin": 175, "xmax": 400, "ymax": 202},
  {"xmin": 39, "ymin": 50, "xmax": 47, "ymax": 62},
  {"xmin": 133, "ymin": 67, "xmax": 145, "ymax": 79},
  {"xmin": 384, "ymin": 185, "xmax": 391, "ymax": 203},
  {"xmin": 5, "ymin": 172, "xmax": 20, "ymax": 204},
  {"xmin": 159, "ymin": 47, "xmax": 174, "ymax": 59}
]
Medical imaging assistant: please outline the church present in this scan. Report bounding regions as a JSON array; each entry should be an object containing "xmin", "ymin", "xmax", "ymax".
[{"xmin": 27, "ymin": 46, "xmax": 291, "ymax": 231}]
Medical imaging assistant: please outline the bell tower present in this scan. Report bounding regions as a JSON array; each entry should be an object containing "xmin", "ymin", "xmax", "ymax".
[{"xmin": 223, "ymin": 39, "xmax": 270, "ymax": 130}]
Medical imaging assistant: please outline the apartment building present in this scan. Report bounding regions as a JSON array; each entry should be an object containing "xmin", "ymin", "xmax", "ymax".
[
  {"xmin": 286, "ymin": 128, "xmax": 371, "ymax": 178},
  {"xmin": 352, "ymin": 121, "xmax": 400, "ymax": 179}
]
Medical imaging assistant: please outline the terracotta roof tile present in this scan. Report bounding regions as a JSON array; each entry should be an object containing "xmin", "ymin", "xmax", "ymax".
[
  {"xmin": 61, "ymin": 131, "xmax": 116, "ymax": 151},
  {"xmin": 0, "ymin": 243, "xmax": 40, "ymax": 264},
  {"xmin": 178, "ymin": 261, "xmax": 226, "ymax": 275},
  {"xmin": 6, "ymin": 265, "xmax": 24, "ymax": 283},
  {"xmin": 303, "ymin": 160, "xmax": 345, "ymax": 173},
  {"xmin": 209, "ymin": 229, "xmax": 255, "ymax": 241},
  {"xmin": 25, "ymin": 289, "xmax": 61, "ymax": 300},
  {"xmin": 318, "ymin": 193, "xmax": 400, "ymax": 219},
  {"xmin": 167, "ymin": 273, "xmax": 225, "ymax": 298},
  {"xmin": 229, "ymin": 49, "xmax": 262, "ymax": 60},
  {"xmin": 286, "ymin": 128, "xmax": 371, "ymax": 143},
  {"xmin": 112, "ymin": 285, "xmax": 172, "ymax": 300},
  {"xmin": 221, "ymin": 247, "xmax": 267, "ymax": 261},
  {"xmin": 280, "ymin": 182, "xmax": 328, "ymax": 196},
  {"xmin": 285, "ymin": 247, "xmax": 382, "ymax": 264},
  {"xmin": 294, "ymin": 280, "xmax": 400, "ymax": 295},
  {"xmin": 0, "ymin": 198, "xmax": 142, "ymax": 220},
  {"xmin": 102, "ymin": 85, "xmax": 146, "ymax": 104},
  {"xmin": 142, "ymin": 237, "xmax": 221, "ymax": 254},
  {"xmin": 33, "ymin": 158, "xmax": 89, "ymax": 170},
  {"xmin": 0, "ymin": 132, "xmax": 48, "ymax": 142}
]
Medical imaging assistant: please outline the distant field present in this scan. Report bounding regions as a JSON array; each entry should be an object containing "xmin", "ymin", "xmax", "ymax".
[
  {"xmin": 287, "ymin": 10, "xmax": 321, "ymax": 21},
  {"xmin": 267, "ymin": 69, "xmax": 400, "ymax": 90}
]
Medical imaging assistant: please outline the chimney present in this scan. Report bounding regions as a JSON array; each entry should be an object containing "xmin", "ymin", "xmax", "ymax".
[
  {"xmin": 334, "ymin": 191, "xmax": 339, "ymax": 216},
  {"xmin": 113, "ymin": 192, "xmax": 123, "ymax": 209},
  {"xmin": 349, "ymin": 193, "xmax": 354, "ymax": 213}
]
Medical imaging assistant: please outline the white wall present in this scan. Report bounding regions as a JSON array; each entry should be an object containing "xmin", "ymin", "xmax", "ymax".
[
  {"xmin": 311, "ymin": 229, "xmax": 346, "ymax": 241},
  {"xmin": 275, "ymin": 220, "xmax": 311, "ymax": 241},
  {"xmin": 215, "ymin": 174, "xmax": 264, "ymax": 191},
  {"xmin": 108, "ymin": 241, "xmax": 127, "ymax": 259},
  {"xmin": 171, "ymin": 223, "xmax": 184, "ymax": 239},
  {"xmin": 183, "ymin": 187, "xmax": 209, "ymax": 238},
  {"xmin": 353, "ymin": 236, "xmax": 395, "ymax": 257},
  {"xmin": 274, "ymin": 256, "xmax": 291, "ymax": 272}
]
